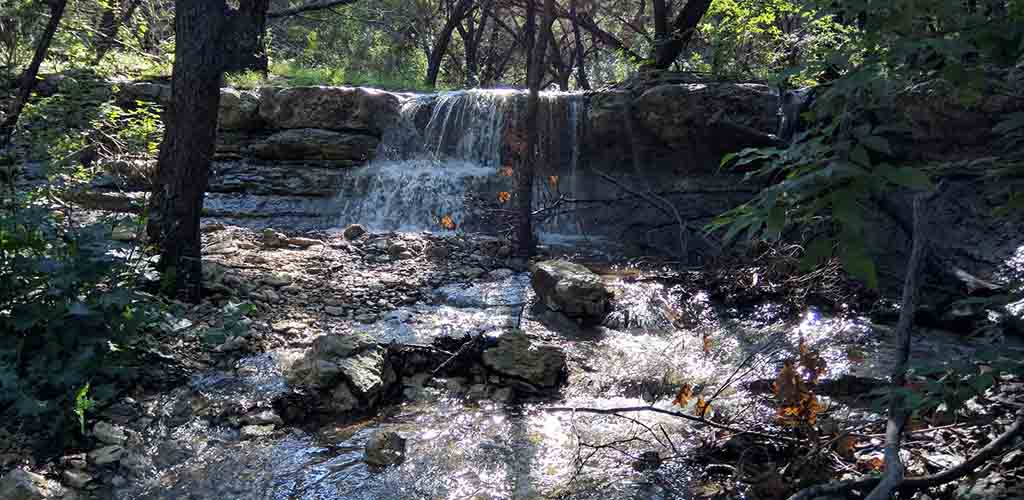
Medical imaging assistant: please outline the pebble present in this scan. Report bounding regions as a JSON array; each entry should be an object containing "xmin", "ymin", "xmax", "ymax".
[
  {"xmin": 62, "ymin": 470, "xmax": 93, "ymax": 489},
  {"xmin": 287, "ymin": 237, "xmax": 322, "ymax": 248},
  {"xmin": 261, "ymin": 274, "xmax": 293, "ymax": 287},
  {"xmin": 240, "ymin": 425, "xmax": 276, "ymax": 440},
  {"xmin": 205, "ymin": 241, "xmax": 238, "ymax": 255},
  {"xmin": 88, "ymin": 445, "xmax": 126, "ymax": 466},
  {"xmin": 324, "ymin": 306, "xmax": 346, "ymax": 317},
  {"xmin": 92, "ymin": 421, "xmax": 128, "ymax": 446}
]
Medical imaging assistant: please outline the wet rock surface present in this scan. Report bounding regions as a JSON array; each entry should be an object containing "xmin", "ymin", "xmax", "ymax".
[{"xmin": 532, "ymin": 260, "xmax": 611, "ymax": 324}]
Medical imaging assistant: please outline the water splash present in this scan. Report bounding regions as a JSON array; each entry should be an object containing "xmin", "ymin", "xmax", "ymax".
[{"xmin": 334, "ymin": 89, "xmax": 585, "ymax": 234}]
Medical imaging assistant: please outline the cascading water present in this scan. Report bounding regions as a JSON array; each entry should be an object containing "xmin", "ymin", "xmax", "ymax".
[{"xmin": 334, "ymin": 89, "xmax": 585, "ymax": 235}]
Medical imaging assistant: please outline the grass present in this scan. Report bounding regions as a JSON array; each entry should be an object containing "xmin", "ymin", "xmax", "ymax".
[{"xmin": 224, "ymin": 60, "xmax": 437, "ymax": 92}]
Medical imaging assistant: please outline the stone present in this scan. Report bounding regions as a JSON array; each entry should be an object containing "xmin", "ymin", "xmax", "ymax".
[
  {"xmin": 92, "ymin": 421, "xmax": 128, "ymax": 446},
  {"xmin": 343, "ymin": 224, "xmax": 367, "ymax": 240},
  {"xmin": 88, "ymin": 445, "xmax": 126, "ymax": 466},
  {"xmin": 61, "ymin": 470, "xmax": 92, "ymax": 489},
  {"xmin": 491, "ymin": 387, "xmax": 514, "ymax": 402},
  {"xmin": 324, "ymin": 306, "xmax": 347, "ymax": 317},
  {"xmin": 336, "ymin": 347, "xmax": 396, "ymax": 402},
  {"xmin": 0, "ymin": 469, "xmax": 57, "ymax": 500},
  {"xmin": 219, "ymin": 88, "xmax": 262, "ymax": 131},
  {"xmin": 248, "ymin": 128, "xmax": 379, "ymax": 165},
  {"xmin": 259, "ymin": 86, "xmax": 400, "ymax": 135},
  {"xmin": 205, "ymin": 240, "xmax": 238, "ymax": 255},
  {"xmin": 487, "ymin": 268, "xmax": 515, "ymax": 281},
  {"xmin": 261, "ymin": 274, "xmax": 293, "ymax": 287},
  {"xmin": 424, "ymin": 243, "xmax": 449, "ymax": 260},
  {"xmin": 364, "ymin": 431, "xmax": 407, "ymax": 467},
  {"xmin": 287, "ymin": 237, "xmax": 322, "ymax": 248},
  {"xmin": 329, "ymin": 383, "xmax": 359, "ymax": 412},
  {"xmin": 481, "ymin": 330, "xmax": 567, "ymax": 388},
  {"xmin": 116, "ymin": 82, "xmax": 172, "ymax": 107},
  {"xmin": 240, "ymin": 425, "xmax": 276, "ymax": 440},
  {"xmin": 531, "ymin": 260, "xmax": 612, "ymax": 325},
  {"xmin": 262, "ymin": 229, "xmax": 288, "ymax": 248}
]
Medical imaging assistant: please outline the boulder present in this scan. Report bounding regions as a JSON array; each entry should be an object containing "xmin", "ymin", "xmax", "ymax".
[
  {"xmin": 116, "ymin": 81, "xmax": 171, "ymax": 107},
  {"xmin": 288, "ymin": 333, "xmax": 397, "ymax": 407},
  {"xmin": 342, "ymin": 224, "xmax": 367, "ymax": 240},
  {"xmin": 531, "ymin": 260, "xmax": 611, "ymax": 324},
  {"xmin": 364, "ymin": 431, "xmax": 407, "ymax": 466},
  {"xmin": 219, "ymin": 88, "xmax": 263, "ymax": 130},
  {"xmin": 247, "ymin": 128, "xmax": 379, "ymax": 165},
  {"xmin": 258, "ymin": 86, "xmax": 401, "ymax": 135},
  {"xmin": 0, "ymin": 469, "xmax": 58, "ymax": 500},
  {"xmin": 481, "ymin": 330, "xmax": 567, "ymax": 388}
]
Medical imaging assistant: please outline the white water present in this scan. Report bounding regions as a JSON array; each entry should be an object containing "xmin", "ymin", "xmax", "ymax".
[{"xmin": 335, "ymin": 89, "xmax": 585, "ymax": 235}]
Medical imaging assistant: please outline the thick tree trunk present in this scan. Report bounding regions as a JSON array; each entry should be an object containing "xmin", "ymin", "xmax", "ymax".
[
  {"xmin": 147, "ymin": 0, "xmax": 227, "ymax": 302},
  {"xmin": 0, "ymin": 0, "xmax": 68, "ymax": 149},
  {"xmin": 517, "ymin": 0, "xmax": 538, "ymax": 256},
  {"xmin": 569, "ymin": 0, "xmax": 590, "ymax": 90},
  {"xmin": 648, "ymin": 0, "xmax": 713, "ymax": 70}
]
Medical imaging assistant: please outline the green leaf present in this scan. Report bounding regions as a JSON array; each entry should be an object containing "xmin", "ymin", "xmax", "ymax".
[
  {"xmin": 860, "ymin": 135, "xmax": 893, "ymax": 156},
  {"xmin": 801, "ymin": 237, "xmax": 834, "ymax": 271},
  {"xmin": 850, "ymin": 145, "xmax": 871, "ymax": 167},
  {"xmin": 765, "ymin": 203, "xmax": 786, "ymax": 240},
  {"xmin": 883, "ymin": 166, "xmax": 934, "ymax": 191},
  {"xmin": 840, "ymin": 243, "xmax": 878, "ymax": 290}
]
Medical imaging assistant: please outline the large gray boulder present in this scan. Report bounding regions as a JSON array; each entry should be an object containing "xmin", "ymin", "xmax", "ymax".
[
  {"xmin": 0, "ymin": 469, "xmax": 59, "ymax": 500},
  {"xmin": 247, "ymin": 128, "xmax": 379, "ymax": 165},
  {"xmin": 288, "ymin": 333, "xmax": 397, "ymax": 410},
  {"xmin": 482, "ymin": 329, "xmax": 567, "ymax": 388},
  {"xmin": 259, "ymin": 86, "xmax": 400, "ymax": 135},
  {"xmin": 532, "ymin": 260, "xmax": 611, "ymax": 325}
]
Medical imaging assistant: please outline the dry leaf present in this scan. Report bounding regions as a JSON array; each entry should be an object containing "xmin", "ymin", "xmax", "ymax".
[
  {"xmin": 440, "ymin": 215, "xmax": 457, "ymax": 230},
  {"xmin": 498, "ymin": 191, "xmax": 511, "ymax": 203}
]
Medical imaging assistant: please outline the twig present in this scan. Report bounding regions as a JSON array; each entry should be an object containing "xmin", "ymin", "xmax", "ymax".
[
  {"xmin": 865, "ymin": 191, "xmax": 931, "ymax": 500},
  {"xmin": 547, "ymin": 406, "xmax": 798, "ymax": 442}
]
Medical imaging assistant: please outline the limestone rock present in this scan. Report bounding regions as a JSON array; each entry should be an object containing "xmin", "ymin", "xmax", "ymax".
[
  {"xmin": 262, "ymin": 228, "xmax": 288, "ymax": 248},
  {"xmin": 92, "ymin": 421, "xmax": 127, "ymax": 446},
  {"xmin": 289, "ymin": 333, "xmax": 396, "ymax": 406},
  {"xmin": 240, "ymin": 424, "xmax": 276, "ymax": 440},
  {"xmin": 287, "ymin": 237, "xmax": 322, "ymax": 248},
  {"xmin": 88, "ymin": 445, "xmax": 126, "ymax": 466},
  {"xmin": 259, "ymin": 86, "xmax": 400, "ymax": 135},
  {"xmin": 61, "ymin": 470, "xmax": 92, "ymax": 489},
  {"xmin": 116, "ymin": 81, "xmax": 171, "ymax": 107},
  {"xmin": 364, "ymin": 431, "xmax": 407, "ymax": 467},
  {"xmin": 343, "ymin": 224, "xmax": 367, "ymax": 240},
  {"xmin": 531, "ymin": 260, "xmax": 611, "ymax": 324},
  {"xmin": 481, "ymin": 330, "xmax": 567, "ymax": 388},
  {"xmin": 219, "ymin": 88, "xmax": 262, "ymax": 131},
  {"xmin": 633, "ymin": 83, "xmax": 778, "ymax": 148},
  {"xmin": 0, "ymin": 469, "xmax": 58, "ymax": 500},
  {"xmin": 248, "ymin": 128, "xmax": 379, "ymax": 165}
]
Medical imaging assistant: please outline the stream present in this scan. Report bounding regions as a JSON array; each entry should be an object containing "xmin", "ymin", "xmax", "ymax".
[{"xmin": 112, "ymin": 266, "xmax": 1021, "ymax": 500}]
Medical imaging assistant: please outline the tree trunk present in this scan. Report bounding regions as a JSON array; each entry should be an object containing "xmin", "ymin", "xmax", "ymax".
[
  {"xmin": 569, "ymin": 0, "xmax": 590, "ymax": 90},
  {"xmin": 648, "ymin": 0, "xmax": 713, "ymax": 70},
  {"xmin": 517, "ymin": 0, "xmax": 538, "ymax": 256},
  {"xmin": 93, "ymin": 0, "xmax": 142, "ymax": 65},
  {"xmin": 147, "ymin": 0, "xmax": 269, "ymax": 302},
  {"xmin": 0, "ymin": 0, "xmax": 68, "ymax": 149},
  {"xmin": 426, "ymin": 0, "xmax": 474, "ymax": 89},
  {"xmin": 147, "ymin": 0, "xmax": 227, "ymax": 302}
]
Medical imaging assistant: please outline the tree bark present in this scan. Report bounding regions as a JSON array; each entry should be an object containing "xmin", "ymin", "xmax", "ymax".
[
  {"xmin": 648, "ymin": 0, "xmax": 713, "ymax": 70},
  {"xmin": 517, "ymin": 0, "xmax": 538, "ymax": 256},
  {"xmin": 0, "ymin": 0, "xmax": 68, "ymax": 150},
  {"xmin": 147, "ymin": 0, "xmax": 269, "ymax": 302},
  {"xmin": 426, "ymin": 0, "xmax": 475, "ymax": 88},
  {"xmin": 92, "ymin": 0, "xmax": 142, "ymax": 66},
  {"xmin": 568, "ymin": 0, "xmax": 590, "ymax": 90}
]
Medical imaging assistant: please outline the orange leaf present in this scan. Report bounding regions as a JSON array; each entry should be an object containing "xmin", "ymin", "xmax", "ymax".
[
  {"xmin": 499, "ymin": 166, "xmax": 514, "ymax": 177},
  {"xmin": 440, "ymin": 215, "xmax": 457, "ymax": 230},
  {"xmin": 672, "ymin": 383, "xmax": 693, "ymax": 408},
  {"xmin": 695, "ymin": 397, "xmax": 712, "ymax": 417},
  {"xmin": 549, "ymin": 175, "xmax": 559, "ymax": 188},
  {"xmin": 498, "ymin": 191, "xmax": 511, "ymax": 203}
]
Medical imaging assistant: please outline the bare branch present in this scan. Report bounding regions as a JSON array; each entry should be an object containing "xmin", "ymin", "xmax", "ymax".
[{"xmin": 267, "ymin": 0, "xmax": 360, "ymax": 19}]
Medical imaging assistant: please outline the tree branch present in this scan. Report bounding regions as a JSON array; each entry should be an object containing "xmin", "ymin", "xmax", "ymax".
[
  {"xmin": 267, "ymin": 0, "xmax": 360, "ymax": 19},
  {"xmin": 547, "ymin": 406, "xmax": 798, "ymax": 443}
]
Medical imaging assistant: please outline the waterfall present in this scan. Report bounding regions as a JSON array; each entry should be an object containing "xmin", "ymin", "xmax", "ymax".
[{"xmin": 335, "ymin": 89, "xmax": 585, "ymax": 235}]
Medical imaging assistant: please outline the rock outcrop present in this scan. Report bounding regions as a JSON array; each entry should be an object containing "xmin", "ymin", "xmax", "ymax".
[
  {"xmin": 532, "ymin": 260, "xmax": 611, "ymax": 325},
  {"xmin": 287, "ymin": 332, "xmax": 397, "ymax": 412},
  {"xmin": 481, "ymin": 329, "xmax": 567, "ymax": 388},
  {"xmin": 0, "ymin": 469, "xmax": 60, "ymax": 500}
]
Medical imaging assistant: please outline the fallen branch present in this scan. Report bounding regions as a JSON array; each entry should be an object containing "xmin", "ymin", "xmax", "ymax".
[
  {"xmin": 786, "ymin": 410, "xmax": 1024, "ymax": 500},
  {"xmin": 546, "ymin": 405, "xmax": 798, "ymax": 443}
]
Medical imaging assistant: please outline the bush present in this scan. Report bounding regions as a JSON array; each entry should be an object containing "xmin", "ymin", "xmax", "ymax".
[{"xmin": 0, "ymin": 195, "xmax": 157, "ymax": 445}]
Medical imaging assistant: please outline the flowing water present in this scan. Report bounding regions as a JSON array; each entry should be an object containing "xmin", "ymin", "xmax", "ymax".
[{"xmin": 335, "ymin": 90, "xmax": 585, "ymax": 236}]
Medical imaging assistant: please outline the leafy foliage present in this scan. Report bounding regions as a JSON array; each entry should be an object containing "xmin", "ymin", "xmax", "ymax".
[{"xmin": 0, "ymin": 200, "xmax": 158, "ymax": 442}]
